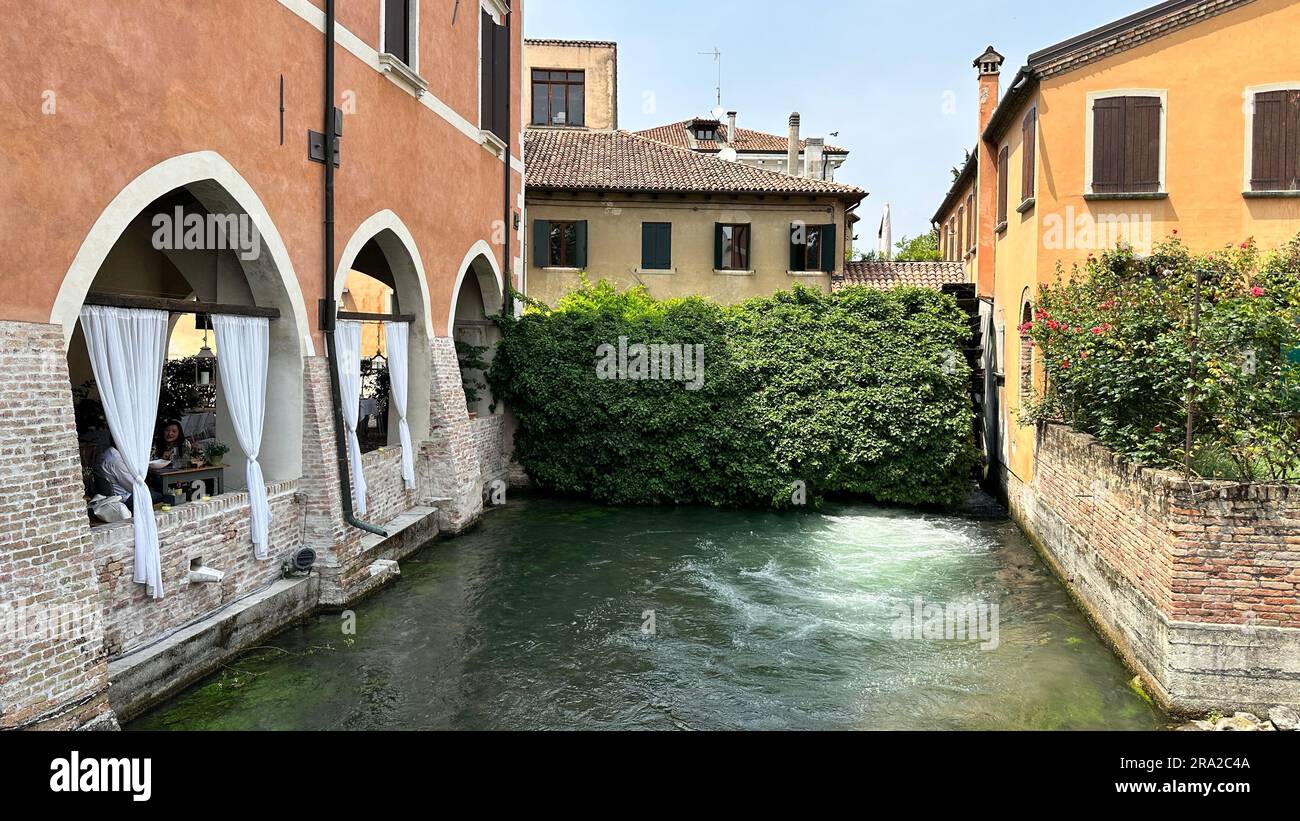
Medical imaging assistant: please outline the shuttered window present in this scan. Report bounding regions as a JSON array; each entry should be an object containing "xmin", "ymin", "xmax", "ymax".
[
  {"xmin": 481, "ymin": 11, "xmax": 510, "ymax": 140},
  {"xmin": 789, "ymin": 224, "xmax": 838, "ymax": 272},
  {"xmin": 641, "ymin": 223, "xmax": 672, "ymax": 270},
  {"xmin": 966, "ymin": 193, "xmax": 976, "ymax": 254},
  {"xmin": 1091, "ymin": 95, "xmax": 1163, "ymax": 194},
  {"xmin": 534, "ymin": 219, "xmax": 586, "ymax": 268},
  {"xmin": 1251, "ymin": 90, "xmax": 1300, "ymax": 192},
  {"xmin": 384, "ymin": 0, "xmax": 412, "ymax": 65},
  {"xmin": 1021, "ymin": 109, "xmax": 1037, "ymax": 203},
  {"xmin": 997, "ymin": 145, "xmax": 1010, "ymax": 227},
  {"xmin": 715, "ymin": 224, "xmax": 750, "ymax": 270},
  {"xmin": 956, "ymin": 206, "xmax": 965, "ymax": 258}
]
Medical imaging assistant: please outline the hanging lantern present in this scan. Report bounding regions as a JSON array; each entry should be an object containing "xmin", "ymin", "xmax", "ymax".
[{"xmin": 195, "ymin": 314, "xmax": 216, "ymax": 388}]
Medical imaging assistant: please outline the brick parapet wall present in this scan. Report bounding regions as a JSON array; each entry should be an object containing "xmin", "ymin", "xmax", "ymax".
[
  {"xmin": 420, "ymin": 338, "xmax": 484, "ymax": 532},
  {"xmin": 91, "ymin": 480, "xmax": 303, "ymax": 657},
  {"xmin": 0, "ymin": 321, "xmax": 108, "ymax": 728},
  {"xmin": 1033, "ymin": 423, "xmax": 1300, "ymax": 629}
]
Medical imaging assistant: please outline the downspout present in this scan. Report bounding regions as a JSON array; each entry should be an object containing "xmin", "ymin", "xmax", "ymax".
[
  {"xmin": 322, "ymin": 0, "xmax": 386, "ymax": 537},
  {"xmin": 501, "ymin": 4, "xmax": 514, "ymax": 315}
]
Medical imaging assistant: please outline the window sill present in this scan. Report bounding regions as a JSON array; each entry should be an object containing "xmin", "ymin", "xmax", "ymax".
[
  {"xmin": 994, "ymin": 221, "xmax": 1008, "ymax": 235},
  {"xmin": 786, "ymin": 270, "xmax": 830, "ymax": 277},
  {"xmin": 1016, "ymin": 197, "xmax": 1036, "ymax": 214},
  {"xmin": 542, "ymin": 266, "xmax": 583, "ymax": 272},
  {"xmin": 1242, "ymin": 190, "xmax": 1300, "ymax": 199},
  {"xmin": 479, "ymin": 129, "xmax": 508, "ymax": 158},
  {"xmin": 378, "ymin": 53, "xmax": 428, "ymax": 98},
  {"xmin": 636, "ymin": 267, "xmax": 675, "ymax": 275},
  {"xmin": 714, "ymin": 269, "xmax": 755, "ymax": 276},
  {"xmin": 1083, "ymin": 192, "xmax": 1168, "ymax": 201}
]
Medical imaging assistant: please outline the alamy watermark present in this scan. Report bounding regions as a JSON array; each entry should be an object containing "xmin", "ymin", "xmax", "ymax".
[
  {"xmin": 1042, "ymin": 206, "xmax": 1152, "ymax": 254},
  {"xmin": 596, "ymin": 336, "xmax": 705, "ymax": 391},
  {"xmin": 151, "ymin": 206, "xmax": 262, "ymax": 261}
]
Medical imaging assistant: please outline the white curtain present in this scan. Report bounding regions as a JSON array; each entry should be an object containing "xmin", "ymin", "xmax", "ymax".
[
  {"xmin": 212, "ymin": 315, "xmax": 271, "ymax": 559},
  {"xmin": 80, "ymin": 305, "xmax": 168, "ymax": 599},
  {"xmin": 336, "ymin": 320, "xmax": 367, "ymax": 514},
  {"xmin": 384, "ymin": 321, "xmax": 415, "ymax": 490}
]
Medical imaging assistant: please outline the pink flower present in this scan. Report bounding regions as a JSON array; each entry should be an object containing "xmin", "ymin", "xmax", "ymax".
[
  {"xmin": 1047, "ymin": 320, "xmax": 1060, "ymax": 330},
  {"xmin": 1251, "ymin": 286, "xmax": 1266, "ymax": 298},
  {"xmin": 1091, "ymin": 326, "xmax": 1104, "ymax": 335}
]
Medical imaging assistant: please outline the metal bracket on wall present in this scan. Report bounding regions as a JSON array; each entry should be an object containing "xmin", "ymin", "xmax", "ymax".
[{"xmin": 308, "ymin": 108, "xmax": 344, "ymax": 166}]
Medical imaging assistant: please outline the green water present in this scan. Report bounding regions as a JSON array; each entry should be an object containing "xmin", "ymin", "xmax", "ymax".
[{"xmin": 128, "ymin": 499, "xmax": 1167, "ymax": 730}]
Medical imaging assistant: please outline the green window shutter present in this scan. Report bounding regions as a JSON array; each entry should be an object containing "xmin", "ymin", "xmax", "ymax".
[
  {"xmin": 533, "ymin": 219, "xmax": 550, "ymax": 266},
  {"xmin": 658, "ymin": 223, "xmax": 672, "ymax": 269},
  {"xmin": 820, "ymin": 224, "xmax": 837, "ymax": 272},
  {"xmin": 714, "ymin": 223, "xmax": 724, "ymax": 270},
  {"xmin": 789, "ymin": 223, "xmax": 802, "ymax": 271},
  {"xmin": 574, "ymin": 221, "xmax": 588, "ymax": 269},
  {"xmin": 641, "ymin": 222, "xmax": 654, "ymax": 269},
  {"xmin": 641, "ymin": 222, "xmax": 671, "ymax": 269}
]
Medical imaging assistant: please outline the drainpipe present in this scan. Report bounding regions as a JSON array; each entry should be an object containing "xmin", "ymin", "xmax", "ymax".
[
  {"xmin": 322, "ymin": 0, "xmax": 386, "ymax": 537},
  {"xmin": 501, "ymin": 4, "xmax": 514, "ymax": 315}
]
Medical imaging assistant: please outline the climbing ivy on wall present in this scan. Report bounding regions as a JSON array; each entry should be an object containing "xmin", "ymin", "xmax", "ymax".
[{"xmin": 488, "ymin": 281, "xmax": 978, "ymax": 509}]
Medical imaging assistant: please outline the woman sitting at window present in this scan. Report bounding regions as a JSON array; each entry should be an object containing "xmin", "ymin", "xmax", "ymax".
[{"xmin": 152, "ymin": 419, "xmax": 193, "ymax": 469}]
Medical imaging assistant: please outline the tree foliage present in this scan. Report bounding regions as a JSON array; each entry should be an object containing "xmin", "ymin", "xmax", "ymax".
[{"xmin": 488, "ymin": 282, "xmax": 978, "ymax": 508}]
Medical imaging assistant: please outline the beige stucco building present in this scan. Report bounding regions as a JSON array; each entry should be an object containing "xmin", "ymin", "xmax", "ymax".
[
  {"xmin": 524, "ymin": 39, "xmax": 618, "ymax": 130},
  {"xmin": 524, "ymin": 129, "xmax": 865, "ymax": 306}
]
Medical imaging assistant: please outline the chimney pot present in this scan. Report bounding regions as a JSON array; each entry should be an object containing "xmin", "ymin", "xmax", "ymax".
[
  {"xmin": 804, "ymin": 137, "xmax": 824, "ymax": 179},
  {"xmin": 787, "ymin": 112, "xmax": 801, "ymax": 177},
  {"xmin": 727, "ymin": 111, "xmax": 737, "ymax": 146}
]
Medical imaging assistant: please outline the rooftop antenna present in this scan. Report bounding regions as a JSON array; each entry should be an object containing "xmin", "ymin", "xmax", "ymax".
[{"xmin": 699, "ymin": 47, "xmax": 722, "ymax": 111}]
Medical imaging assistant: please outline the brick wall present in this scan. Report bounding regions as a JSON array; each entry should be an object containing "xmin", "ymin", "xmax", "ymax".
[
  {"xmin": 420, "ymin": 338, "xmax": 484, "ymax": 532},
  {"xmin": 1009, "ymin": 422, "xmax": 1300, "ymax": 712},
  {"xmin": 472, "ymin": 414, "xmax": 508, "ymax": 489},
  {"xmin": 0, "ymin": 321, "xmax": 108, "ymax": 728},
  {"xmin": 91, "ymin": 480, "xmax": 304, "ymax": 657}
]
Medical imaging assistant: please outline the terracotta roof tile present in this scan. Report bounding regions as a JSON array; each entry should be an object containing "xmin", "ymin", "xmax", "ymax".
[
  {"xmin": 635, "ymin": 120, "xmax": 848, "ymax": 154},
  {"xmin": 524, "ymin": 128, "xmax": 866, "ymax": 198},
  {"xmin": 834, "ymin": 261, "xmax": 968, "ymax": 291}
]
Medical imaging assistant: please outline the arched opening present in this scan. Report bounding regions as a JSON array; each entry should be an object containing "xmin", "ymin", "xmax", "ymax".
[
  {"xmin": 66, "ymin": 178, "xmax": 305, "ymax": 520},
  {"xmin": 1019, "ymin": 290, "xmax": 1035, "ymax": 405},
  {"xmin": 333, "ymin": 214, "xmax": 433, "ymax": 456},
  {"xmin": 450, "ymin": 247, "xmax": 504, "ymax": 418}
]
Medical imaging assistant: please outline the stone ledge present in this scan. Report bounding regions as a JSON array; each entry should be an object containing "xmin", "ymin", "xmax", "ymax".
[{"xmin": 106, "ymin": 574, "xmax": 318, "ymax": 722}]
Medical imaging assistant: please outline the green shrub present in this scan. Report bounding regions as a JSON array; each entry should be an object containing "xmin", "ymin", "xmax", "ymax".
[
  {"xmin": 1024, "ymin": 234, "xmax": 1300, "ymax": 482},
  {"xmin": 488, "ymin": 281, "xmax": 978, "ymax": 508}
]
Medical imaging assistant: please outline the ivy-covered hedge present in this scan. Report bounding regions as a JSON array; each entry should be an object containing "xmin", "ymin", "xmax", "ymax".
[{"xmin": 488, "ymin": 282, "xmax": 978, "ymax": 508}]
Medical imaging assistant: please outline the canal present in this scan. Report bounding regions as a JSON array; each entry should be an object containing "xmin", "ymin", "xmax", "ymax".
[{"xmin": 128, "ymin": 498, "xmax": 1167, "ymax": 730}]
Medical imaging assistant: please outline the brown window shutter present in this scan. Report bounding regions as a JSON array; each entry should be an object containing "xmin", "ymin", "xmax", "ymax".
[
  {"xmin": 966, "ymin": 193, "xmax": 975, "ymax": 253},
  {"xmin": 1021, "ymin": 109, "xmax": 1036, "ymax": 202},
  {"xmin": 1124, "ymin": 96, "xmax": 1162, "ymax": 193},
  {"xmin": 997, "ymin": 145, "xmax": 1009, "ymax": 224},
  {"xmin": 1251, "ymin": 91, "xmax": 1286, "ymax": 191},
  {"xmin": 1092, "ymin": 97, "xmax": 1123, "ymax": 193},
  {"xmin": 1288, "ymin": 91, "xmax": 1300, "ymax": 191}
]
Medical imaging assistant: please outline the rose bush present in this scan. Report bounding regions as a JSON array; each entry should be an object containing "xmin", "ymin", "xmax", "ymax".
[{"xmin": 1024, "ymin": 234, "xmax": 1300, "ymax": 481}]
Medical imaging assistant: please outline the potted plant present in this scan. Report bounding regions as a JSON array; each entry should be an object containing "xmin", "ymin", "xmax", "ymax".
[{"xmin": 204, "ymin": 441, "xmax": 230, "ymax": 467}]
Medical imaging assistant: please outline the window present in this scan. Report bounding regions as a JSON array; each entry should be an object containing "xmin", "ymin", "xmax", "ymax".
[
  {"xmin": 531, "ymin": 70, "xmax": 585, "ymax": 127},
  {"xmin": 997, "ymin": 145, "xmax": 1010, "ymax": 227},
  {"xmin": 693, "ymin": 124, "xmax": 719, "ymax": 141},
  {"xmin": 480, "ymin": 10, "xmax": 509, "ymax": 140},
  {"xmin": 1089, "ymin": 94, "xmax": 1163, "ymax": 195},
  {"xmin": 789, "ymin": 223, "xmax": 837, "ymax": 272},
  {"xmin": 641, "ymin": 222, "xmax": 672, "ymax": 270},
  {"xmin": 966, "ymin": 193, "xmax": 976, "ymax": 255},
  {"xmin": 715, "ymin": 224, "xmax": 750, "ymax": 271},
  {"xmin": 1019, "ymin": 298, "xmax": 1034, "ymax": 404},
  {"xmin": 1021, "ymin": 108, "xmax": 1037, "ymax": 203},
  {"xmin": 1249, "ymin": 89, "xmax": 1300, "ymax": 192},
  {"xmin": 956, "ymin": 205, "xmax": 965, "ymax": 258},
  {"xmin": 532, "ymin": 219, "xmax": 586, "ymax": 268},
  {"xmin": 383, "ymin": 0, "xmax": 414, "ymax": 66}
]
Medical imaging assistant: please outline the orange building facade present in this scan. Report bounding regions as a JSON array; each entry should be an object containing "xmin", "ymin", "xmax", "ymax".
[{"xmin": 933, "ymin": 0, "xmax": 1300, "ymax": 491}]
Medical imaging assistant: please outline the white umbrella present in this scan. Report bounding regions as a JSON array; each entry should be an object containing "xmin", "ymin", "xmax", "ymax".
[{"xmin": 877, "ymin": 204, "xmax": 893, "ymax": 260}]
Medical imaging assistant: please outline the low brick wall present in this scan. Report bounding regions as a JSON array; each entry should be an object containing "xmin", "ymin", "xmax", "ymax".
[
  {"xmin": 1007, "ymin": 423, "xmax": 1300, "ymax": 714},
  {"xmin": 359, "ymin": 446, "xmax": 418, "ymax": 528},
  {"xmin": 472, "ymin": 414, "xmax": 508, "ymax": 489},
  {"xmin": 92, "ymin": 480, "xmax": 304, "ymax": 657}
]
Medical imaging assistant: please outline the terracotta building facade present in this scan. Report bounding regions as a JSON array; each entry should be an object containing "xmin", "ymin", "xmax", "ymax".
[{"xmin": 0, "ymin": 0, "xmax": 523, "ymax": 729}]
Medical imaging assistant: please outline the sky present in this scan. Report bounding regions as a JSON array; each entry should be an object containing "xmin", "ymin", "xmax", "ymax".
[{"xmin": 524, "ymin": 0, "xmax": 1157, "ymax": 254}]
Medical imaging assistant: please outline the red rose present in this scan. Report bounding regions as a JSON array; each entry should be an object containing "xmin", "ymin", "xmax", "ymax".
[
  {"xmin": 1091, "ymin": 326, "xmax": 1104, "ymax": 335},
  {"xmin": 1251, "ymin": 286, "xmax": 1266, "ymax": 297}
]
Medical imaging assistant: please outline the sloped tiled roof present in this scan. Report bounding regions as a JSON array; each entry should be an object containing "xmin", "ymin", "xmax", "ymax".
[
  {"xmin": 524, "ymin": 38, "xmax": 617, "ymax": 48},
  {"xmin": 635, "ymin": 120, "xmax": 848, "ymax": 155},
  {"xmin": 524, "ymin": 128, "xmax": 866, "ymax": 199},
  {"xmin": 834, "ymin": 261, "xmax": 968, "ymax": 291}
]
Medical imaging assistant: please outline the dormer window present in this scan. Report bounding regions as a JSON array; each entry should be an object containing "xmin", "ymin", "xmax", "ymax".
[{"xmin": 690, "ymin": 120, "xmax": 721, "ymax": 142}]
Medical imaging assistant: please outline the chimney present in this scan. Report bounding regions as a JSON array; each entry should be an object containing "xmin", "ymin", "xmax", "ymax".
[
  {"xmin": 972, "ymin": 46, "xmax": 1005, "ymax": 299},
  {"xmin": 727, "ymin": 111, "xmax": 737, "ymax": 146},
  {"xmin": 787, "ymin": 112, "xmax": 800, "ymax": 176},
  {"xmin": 804, "ymin": 138, "xmax": 824, "ymax": 179}
]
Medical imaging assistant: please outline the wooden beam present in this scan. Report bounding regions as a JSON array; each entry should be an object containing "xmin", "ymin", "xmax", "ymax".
[
  {"xmin": 84, "ymin": 292, "xmax": 280, "ymax": 319},
  {"xmin": 336, "ymin": 311, "xmax": 416, "ymax": 323}
]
